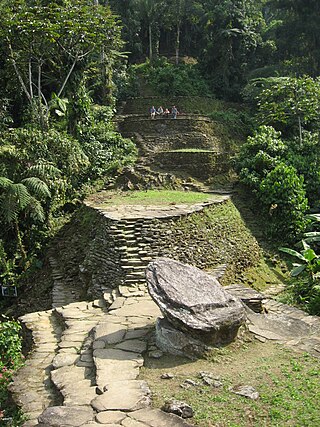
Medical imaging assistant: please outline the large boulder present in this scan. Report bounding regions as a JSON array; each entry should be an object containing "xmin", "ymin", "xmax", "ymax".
[{"xmin": 146, "ymin": 258, "xmax": 246, "ymax": 347}]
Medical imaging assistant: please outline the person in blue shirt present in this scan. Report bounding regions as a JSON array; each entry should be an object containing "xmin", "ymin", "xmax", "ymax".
[
  {"xmin": 172, "ymin": 106, "xmax": 178, "ymax": 119},
  {"xmin": 150, "ymin": 106, "xmax": 156, "ymax": 119}
]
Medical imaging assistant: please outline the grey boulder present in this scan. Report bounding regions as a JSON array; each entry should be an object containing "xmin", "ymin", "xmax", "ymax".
[{"xmin": 146, "ymin": 258, "xmax": 246, "ymax": 345}]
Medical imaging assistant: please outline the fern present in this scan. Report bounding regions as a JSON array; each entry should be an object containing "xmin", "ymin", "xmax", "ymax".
[
  {"xmin": 21, "ymin": 177, "xmax": 51, "ymax": 200},
  {"xmin": 0, "ymin": 176, "xmax": 13, "ymax": 189},
  {"xmin": 24, "ymin": 162, "xmax": 61, "ymax": 180},
  {"xmin": 8, "ymin": 183, "xmax": 31, "ymax": 210},
  {"xmin": 0, "ymin": 193, "xmax": 18, "ymax": 223},
  {"xmin": 26, "ymin": 197, "xmax": 45, "ymax": 222}
]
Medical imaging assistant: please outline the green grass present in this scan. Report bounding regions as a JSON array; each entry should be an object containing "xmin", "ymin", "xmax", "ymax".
[
  {"xmin": 140, "ymin": 339, "xmax": 320, "ymax": 427},
  {"xmin": 164, "ymin": 149, "xmax": 217, "ymax": 153},
  {"xmin": 89, "ymin": 190, "xmax": 223, "ymax": 207}
]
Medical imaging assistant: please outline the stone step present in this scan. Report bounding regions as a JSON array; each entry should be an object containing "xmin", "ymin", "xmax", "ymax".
[
  {"xmin": 9, "ymin": 310, "xmax": 63, "ymax": 426},
  {"xmin": 47, "ymin": 300, "xmax": 111, "ymax": 412}
]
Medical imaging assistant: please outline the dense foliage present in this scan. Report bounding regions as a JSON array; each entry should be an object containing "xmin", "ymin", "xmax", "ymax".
[
  {"xmin": 108, "ymin": 0, "xmax": 320, "ymax": 98},
  {"xmin": 0, "ymin": 317, "xmax": 24, "ymax": 423},
  {"xmin": 0, "ymin": 0, "xmax": 319, "ymax": 417},
  {"xmin": 0, "ymin": 0, "xmax": 137, "ymax": 296}
]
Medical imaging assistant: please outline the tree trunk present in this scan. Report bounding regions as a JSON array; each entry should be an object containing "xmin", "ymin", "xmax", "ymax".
[
  {"xmin": 175, "ymin": 22, "xmax": 181, "ymax": 65},
  {"xmin": 29, "ymin": 58, "xmax": 33, "ymax": 99},
  {"xmin": 57, "ymin": 57, "xmax": 78, "ymax": 97},
  {"xmin": 149, "ymin": 24, "xmax": 153, "ymax": 61},
  {"xmin": 14, "ymin": 220, "xmax": 27, "ymax": 265},
  {"xmin": 298, "ymin": 115, "xmax": 302, "ymax": 144}
]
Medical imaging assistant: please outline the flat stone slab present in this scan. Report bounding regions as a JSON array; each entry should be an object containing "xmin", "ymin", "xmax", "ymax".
[
  {"xmin": 38, "ymin": 406, "xmax": 93, "ymax": 426},
  {"xmin": 52, "ymin": 353, "xmax": 80, "ymax": 368},
  {"xmin": 121, "ymin": 418, "xmax": 147, "ymax": 427},
  {"xmin": 129, "ymin": 408, "xmax": 195, "ymax": 427},
  {"xmin": 94, "ymin": 322, "xmax": 126, "ymax": 344},
  {"xmin": 95, "ymin": 410, "xmax": 127, "ymax": 424},
  {"xmin": 114, "ymin": 339, "xmax": 147, "ymax": 354},
  {"xmin": 51, "ymin": 366, "xmax": 87, "ymax": 390},
  {"xmin": 95, "ymin": 360, "xmax": 141, "ymax": 385},
  {"xmin": 62, "ymin": 383, "xmax": 97, "ymax": 406},
  {"xmin": 91, "ymin": 380, "xmax": 151, "ymax": 412},
  {"xmin": 93, "ymin": 348, "xmax": 144, "ymax": 362},
  {"xmin": 110, "ymin": 299, "xmax": 161, "ymax": 318},
  {"xmin": 247, "ymin": 311, "xmax": 313, "ymax": 341}
]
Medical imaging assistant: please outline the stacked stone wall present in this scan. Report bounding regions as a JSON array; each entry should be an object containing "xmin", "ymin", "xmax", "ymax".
[
  {"xmin": 155, "ymin": 151, "xmax": 230, "ymax": 179},
  {"xmin": 80, "ymin": 199, "xmax": 261, "ymax": 297}
]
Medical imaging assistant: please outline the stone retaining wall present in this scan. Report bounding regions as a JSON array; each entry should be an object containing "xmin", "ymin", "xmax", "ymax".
[
  {"xmin": 118, "ymin": 115, "xmax": 217, "ymax": 139},
  {"xmin": 79, "ymin": 198, "xmax": 261, "ymax": 298},
  {"xmin": 155, "ymin": 151, "xmax": 231, "ymax": 179}
]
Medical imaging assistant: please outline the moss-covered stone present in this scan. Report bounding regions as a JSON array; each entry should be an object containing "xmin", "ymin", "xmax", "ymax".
[
  {"xmin": 44, "ymin": 198, "xmax": 261, "ymax": 298},
  {"xmin": 155, "ymin": 150, "xmax": 230, "ymax": 180}
]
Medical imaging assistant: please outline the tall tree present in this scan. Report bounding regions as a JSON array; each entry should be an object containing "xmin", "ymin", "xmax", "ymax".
[
  {"xmin": 269, "ymin": 0, "xmax": 320, "ymax": 75},
  {"xmin": 133, "ymin": 0, "xmax": 166, "ymax": 61},
  {"xmin": 199, "ymin": 0, "xmax": 265, "ymax": 98},
  {"xmin": 0, "ymin": 0, "xmax": 122, "ymax": 128}
]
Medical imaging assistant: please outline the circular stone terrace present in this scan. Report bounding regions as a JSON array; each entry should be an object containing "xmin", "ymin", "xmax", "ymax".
[{"xmin": 84, "ymin": 190, "xmax": 229, "ymax": 220}]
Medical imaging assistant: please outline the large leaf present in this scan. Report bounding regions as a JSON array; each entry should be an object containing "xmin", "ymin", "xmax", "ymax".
[
  {"xmin": 7, "ymin": 183, "xmax": 31, "ymax": 210},
  {"xmin": 302, "ymin": 248, "xmax": 317, "ymax": 262},
  {"xmin": 0, "ymin": 176, "xmax": 13, "ymax": 189},
  {"xmin": 304, "ymin": 232, "xmax": 320, "ymax": 237},
  {"xmin": 291, "ymin": 264, "xmax": 306, "ymax": 277},
  {"xmin": 21, "ymin": 177, "xmax": 51, "ymax": 200},
  {"xmin": 279, "ymin": 247, "xmax": 307, "ymax": 262},
  {"xmin": 26, "ymin": 197, "xmax": 45, "ymax": 222},
  {"xmin": 301, "ymin": 240, "xmax": 310, "ymax": 251},
  {"xmin": 24, "ymin": 163, "xmax": 61, "ymax": 180},
  {"xmin": 303, "ymin": 231, "xmax": 320, "ymax": 243},
  {"xmin": 0, "ymin": 192, "xmax": 19, "ymax": 224},
  {"xmin": 306, "ymin": 214, "xmax": 320, "ymax": 222}
]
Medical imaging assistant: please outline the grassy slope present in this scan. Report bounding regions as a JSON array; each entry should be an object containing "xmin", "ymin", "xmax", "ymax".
[{"xmin": 141, "ymin": 337, "xmax": 320, "ymax": 427}]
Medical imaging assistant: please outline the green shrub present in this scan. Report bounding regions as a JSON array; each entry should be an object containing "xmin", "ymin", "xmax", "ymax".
[
  {"xmin": 237, "ymin": 126, "xmax": 285, "ymax": 190},
  {"xmin": 259, "ymin": 163, "xmax": 308, "ymax": 239},
  {"xmin": 137, "ymin": 58, "xmax": 210, "ymax": 96},
  {"xmin": 286, "ymin": 132, "xmax": 320, "ymax": 208},
  {"xmin": 0, "ymin": 317, "xmax": 24, "ymax": 423},
  {"xmin": 76, "ymin": 108, "xmax": 137, "ymax": 179},
  {"xmin": 0, "ymin": 128, "xmax": 89, "ymax": 183}
]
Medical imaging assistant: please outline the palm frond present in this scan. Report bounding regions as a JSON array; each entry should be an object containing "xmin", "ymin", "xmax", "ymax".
[
  {"xmin": 0, "ymin": 177, "xmax": 13, "ymax": 189},
  {"xmin": 26, "ymin": 197, "xmax": 45, "ymax": 223},
  {"xmin": 24, "ymin": 162, "xmax": 61, "ymax": 180},
  {"xmin": 7, "ymin": 183, "xmax": 31, "ymax": 210},
  {"xmin": 21, "ymin": 177, "xmax": 51, "ymax": 200},
  {"xmin": 0, "ymin": 193, "xmax": 19, "ymax": 224}
]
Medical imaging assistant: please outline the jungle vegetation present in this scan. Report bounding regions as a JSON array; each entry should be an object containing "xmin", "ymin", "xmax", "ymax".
[{"xmin": 0, "ymin": 2, "xmax": 320, "ymax": 398}]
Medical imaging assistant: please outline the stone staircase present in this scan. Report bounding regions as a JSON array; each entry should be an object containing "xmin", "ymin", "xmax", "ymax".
[
  {"xmin": 49, "ymin": 256, "xmax": 84, "ymax": 308},
  {"xmin": 107, "ymin": 218, "xmax": 153, "ymax": 289},
  {"xmin": 8, "ymin": 310, "xmax": 63, "ymax": 423},
  {"xmin": 11, "ymin": 284, "xmax": 194, "ymax": 427},
  {"xmin": 115, "ymin": 103, "xmax": 231, "ymax": 183}
]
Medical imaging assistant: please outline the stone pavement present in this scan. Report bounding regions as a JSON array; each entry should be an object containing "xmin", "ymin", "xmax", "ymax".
[
  {"xmin": 9, "ymin": 265, "xmax": 320, "ymax": 427},
  {"xmin": 12, "ymin": 279, "xmax": 320, "ymax": 427},
  {"xmin": 12, "ymin": 284, "xmax": 194, "ymax": 427},
  {"xmin": 227, "ymin": 284, "xmax": 320, "ymax": 358},
  {"xmin": 248, "ymin": 297, "xmax": 320, "ymax": 358}
]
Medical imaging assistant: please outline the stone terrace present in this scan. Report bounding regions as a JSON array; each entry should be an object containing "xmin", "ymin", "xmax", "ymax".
[{"xmin": 11, "ymin": 274, "xmax": 320, "ymax": 427}]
